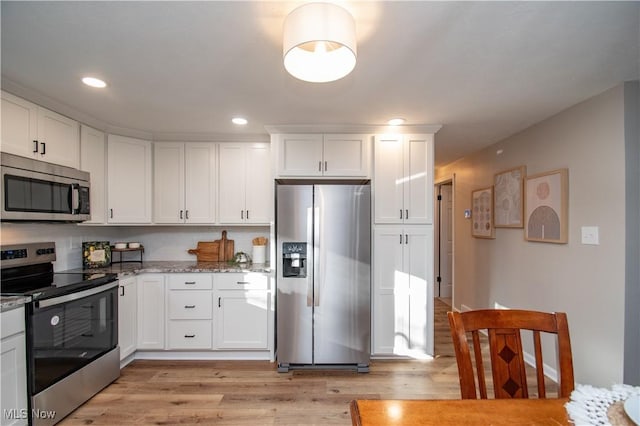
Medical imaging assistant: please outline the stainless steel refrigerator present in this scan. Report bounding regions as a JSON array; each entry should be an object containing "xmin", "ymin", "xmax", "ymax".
[{"xmin": 276, "ymin": 183, "xmax": 371, "ymax": 373}]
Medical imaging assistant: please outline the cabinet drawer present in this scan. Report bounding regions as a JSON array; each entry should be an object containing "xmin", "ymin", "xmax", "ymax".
[
  {"xmin": 168, "ymin": 274, "xmax": 212, "ymax": 290},
  {"xmin": 1, "ymin": 306, "xmax": 25, "ymax": 338},
  {"xmin": 168, "ymin": 291, "xmax": 212, "ymax": 319},
  {"xmin": 215, "ymin": 272, "xmax": 268, "ymax": 290},
  {"xmin": 167, "ymin": 320, "xmax": 212, "ymax": 349}
]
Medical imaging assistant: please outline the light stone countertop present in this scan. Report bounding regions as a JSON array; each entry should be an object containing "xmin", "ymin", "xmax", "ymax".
[
  {"xmin": 0, "ymin": 295, "xmax": 31, "ymax": 312},
  {"xmin": 63, "ymin": 260, "xmax": 272, "ymax": 277}
]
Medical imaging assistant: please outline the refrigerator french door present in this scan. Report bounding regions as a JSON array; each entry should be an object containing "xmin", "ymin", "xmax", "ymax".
[{"xmin": 276, "ymin": 183, "xmax": 371, "ymax": 372}]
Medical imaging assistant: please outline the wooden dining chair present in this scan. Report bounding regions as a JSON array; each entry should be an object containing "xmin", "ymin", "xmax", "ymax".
[{"xmin": 447, "ymin": 309, "xmax": 574, "ymax": 399}]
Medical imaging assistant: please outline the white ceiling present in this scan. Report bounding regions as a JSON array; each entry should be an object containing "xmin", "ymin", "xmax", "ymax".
[{"xmin": 1, "ymin": 1, "xmax": 638, "ymax": 167}]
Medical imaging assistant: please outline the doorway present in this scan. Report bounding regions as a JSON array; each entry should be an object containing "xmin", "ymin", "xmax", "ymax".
[{"xmin": 435, "ymin": 181, "xmax": 453, "ymax": 305}]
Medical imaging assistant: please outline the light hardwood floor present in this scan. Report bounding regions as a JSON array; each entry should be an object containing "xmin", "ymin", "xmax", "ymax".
[{"xmin": 59, "ymin": 299, "xmax": 551, "ymax": 425}]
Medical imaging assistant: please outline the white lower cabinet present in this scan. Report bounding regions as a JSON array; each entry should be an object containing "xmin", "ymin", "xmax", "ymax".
[
  {"xmin": 167, "ymin": 274, "xmax": 213, "ymax": 350},
  {"xmin": 137, "ymin": 274, "xmax": 165, "ymax": 350},
  {"xmin": 118, "ymin": 277, "xmax": 137, "ymax": 360},
  {"xmin": 131, "ymin": 272, "xmax": 272, "ymax": 356},
  {"xmin": 214, "ymin": 273, "xmax": 269, "ymax": 350},
  {"xmin": 1, "ymin": 307, "xmax": 28, "ymax": 426},
  {"xmin": 372, "ymin": 226, "xmax": 434, "ymax": 357}
]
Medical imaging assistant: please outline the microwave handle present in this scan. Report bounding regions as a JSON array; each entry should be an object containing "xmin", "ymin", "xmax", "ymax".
[{"xmin": 71, "ymin": 183, "xmax": 80, "ymax": 214}]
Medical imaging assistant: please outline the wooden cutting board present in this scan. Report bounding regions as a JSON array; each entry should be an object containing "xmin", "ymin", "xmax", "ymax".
[
  {"xmin": 187, "ymin": 241, "xmax": 220, "ymax": 262},
  {"xmin": 188, "ymin": 230, "xmax": 234, "ymax": 262},
  {"xmin": 216, "ymin": 230, "xmax": 234, "ymax": 261}
]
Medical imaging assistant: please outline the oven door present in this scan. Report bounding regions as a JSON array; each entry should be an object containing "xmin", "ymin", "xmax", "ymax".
[{"xmin": 27, "ymin": 281, "xmax": 118, "ymax": 395}]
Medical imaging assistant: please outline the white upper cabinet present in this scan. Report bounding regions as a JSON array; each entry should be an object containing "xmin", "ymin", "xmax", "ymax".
[
  {"xmin": 374, "ymin": 134, "xmax": 434, "ymax": 224},
  {"xmin": 154, "ymin": 142, "xmax": 217, "ymax": 224},
  {"xmin": 107, "ymin": 134, "xmax": 152, "ymax": 223},
  {"xmin": 1, "ymin": 91, "xmax": 79, "ymax": 168},
  {"xmin": 80, "ymin": 125, "xmax": 106, "ymax": 224},
  {"xmin": 274, "ymin": 133, "xmax": 370, "ymax": 178},
  {"xmin": 218, "ymin": 143, "xmax": 271, "ymax": 224}
]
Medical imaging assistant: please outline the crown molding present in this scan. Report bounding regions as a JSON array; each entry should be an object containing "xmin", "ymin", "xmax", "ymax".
[{"xmin": 264, "ymin": 123, "xmax": 442, "ymax": 135}]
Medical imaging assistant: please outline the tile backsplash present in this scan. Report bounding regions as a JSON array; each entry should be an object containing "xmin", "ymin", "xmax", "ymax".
[{"xmin": 0, "ymin": 223, "xmax": 270, "ymax": 271}]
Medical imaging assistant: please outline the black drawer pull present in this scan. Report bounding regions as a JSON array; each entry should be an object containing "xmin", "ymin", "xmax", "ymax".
[
  {"xmin": 237, "ymin": 281, "xmax": 250, "ymax": 285},
  {"xmin": 184, "ymin": 281, "xmax": 196, "ymax": 285},
  {"xmin": 184, "ymin": 334, "xmax": 195, "ymax": 338},
  {"xmin": 184, "ymin": 305, "xmax": 196, "ymax": 309}
]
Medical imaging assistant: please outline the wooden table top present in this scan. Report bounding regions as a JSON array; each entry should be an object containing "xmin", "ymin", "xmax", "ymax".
[{"xmin": 350, "ymin": 398, "xmax": 571, "ymax": 426}]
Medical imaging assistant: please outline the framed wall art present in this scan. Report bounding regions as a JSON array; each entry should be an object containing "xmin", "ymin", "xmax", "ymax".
[
  {"xmin": 524, "ymin": 168, "xmax": 568, "ymax": 243},
  {"xmin": 471, "ymin": 187, "xmax": 495, "ymax": 239},
  {"xmin": 494, "ymin": 166, "xmax": 526, "ymax": 228}
]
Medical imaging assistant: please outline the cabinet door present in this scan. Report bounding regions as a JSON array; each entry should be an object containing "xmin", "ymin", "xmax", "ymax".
[
  {"xmin": 80, "ymin": 125, "xmax": 106, "ymax": 224},
  {"xmin": 136, "ymin": 275, "xmax": 165, "ymax": 349},
  {"xmin": 215, "ymin": 291, "xmax": 269, "ymax": 349},
  {"xmin": 185, "ymin": 143, "xmax": 216, "ymax": 224},
  {"xmin": 374, "ymin": 135, "xmax": 404, "ymax": 224},
  {"xmin": 277, "ymin": 134, "xmax": 323, "ymax": 176},
  {"xmin": 372, "ymin": 226, "xmax": 407, "ymax": 355},
  {"xmin": 404, "ymin": 226, "xmax": 434, "ymax": 356},
  {"xmin": 37, "ymin": 106, "xmax": 79, "ymax": 168},
  {"xmin": 323, "ymin": 134, "xmax": 370, "ymax": 177},
  {"xmin": 118, "ymin": 278, "xmax": 137, "ymax": 360},
  {"xmin": 403, "ymin": 135, "xmax": 434, "ymax": 224},
  {"xmin": 153, "ymin": 142, "xmax": 185, "ymax": 224},
  {"xmin": 218, "ymin": 144, "xmax": 247, "ymax": 223},
  {"xmin": 107, "ymin": 135, "xmax": 152, "ymax": 223},
  {"xmin": 1, "ymin": 307, "xmax": 27, "ymax": 426},
  {"xmin": 1, "ymin": 91, "xmax": 38, "ymax": 159},
  {"xmin": 244, "ymin": 143, "xmax": 272, "ymax": 224}
]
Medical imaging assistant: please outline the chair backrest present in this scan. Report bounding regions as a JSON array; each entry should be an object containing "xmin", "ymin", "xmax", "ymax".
[{"xmin": 447, "ymin": 309, "xmax": 574, "ymax": 399}]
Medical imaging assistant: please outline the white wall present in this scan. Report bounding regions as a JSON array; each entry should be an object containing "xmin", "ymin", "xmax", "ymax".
[
  {"xmin": 436, "ymin": 84, "xmax": 627, "ymax": 386},
  {"xmin": 0, "ymin": 224, "xmax": 270, "ymax": 270}
]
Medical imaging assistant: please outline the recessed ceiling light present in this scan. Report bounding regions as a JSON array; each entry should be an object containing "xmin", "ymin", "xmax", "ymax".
[
  {"xmin": 232, "ymin": 117, "xmax": 248, "ymax": 125},
  {"xmin": 82, "ymin": 77, "xmax": 107, "ymax": 88},
  {"xmin": 387, "ymin": 118, "xmax": 405, "ymax": 126}
]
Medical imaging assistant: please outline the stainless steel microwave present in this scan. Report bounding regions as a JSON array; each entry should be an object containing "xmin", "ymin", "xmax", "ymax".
[{"xmin": 1, "ymin": 152, "xmax": 90, "ymax": 222}]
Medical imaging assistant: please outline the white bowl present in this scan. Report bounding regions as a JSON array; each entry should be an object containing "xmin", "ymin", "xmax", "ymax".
[
  {"xmin": 114, "ymin": 242, "xmax": 127, "ymax": 249},
  {"xmin": 128, "ymin": 242, "xmax": 140, "ymax": 249}
]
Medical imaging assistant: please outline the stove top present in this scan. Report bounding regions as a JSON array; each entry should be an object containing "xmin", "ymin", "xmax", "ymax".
[
  {"xmin": 1, "ymin": 242, "xmax": 118, "ymax": 302},
  {"xmin": 1, "ymin": 271, "xmax": 118, "ymax": 301}
]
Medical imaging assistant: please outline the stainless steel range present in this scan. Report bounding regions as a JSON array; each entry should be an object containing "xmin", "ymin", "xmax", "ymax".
[{"xmin": 1, "ymin": 242, "xmax": 120, "ymax": 426}]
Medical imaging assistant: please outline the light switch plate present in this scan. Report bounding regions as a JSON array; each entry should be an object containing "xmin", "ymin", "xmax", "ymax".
[{"xmin": 581, "ymin": 226, "xmax": 599, "ymax": 245}]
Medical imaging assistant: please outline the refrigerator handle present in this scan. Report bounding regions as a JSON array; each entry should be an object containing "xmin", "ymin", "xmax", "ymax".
[
  {"xmin": 313, "ymin": 205, "xmax": 320, "ymax": 307},
  {"xmin": 306, "ymin": 205, "xmax": 314, "ymax": 307}
]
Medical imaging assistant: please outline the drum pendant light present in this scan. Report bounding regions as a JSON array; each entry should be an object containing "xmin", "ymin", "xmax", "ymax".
[{"xmin": 283, "ymin": 2, "xmax": 357, "ymax": 83}]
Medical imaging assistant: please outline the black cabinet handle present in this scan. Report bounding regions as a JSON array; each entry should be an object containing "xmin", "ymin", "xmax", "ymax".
[
  {"xmin": 180, "ymin": 210, "xmax": 183, "ymax": 219},
  {"xmin": 120, "ymin": 286, "xmax": 125, "ymax": 296},
  {"xmin": 40, "ymin": 142, "xmax": 46, "ymax": 155},
  {"xmin": 110, "ymin": 209, "xmax": 114, "ymax": 218},
  {"xmin": 184, "ymin": 334, "xmax": 195, "ymax": 338},
  {"xmin": 184, "ymin": 305, "xmax": 195, "ymax": 309},
  {"xmin": 246, "ymin": 210, "xmax": 249, "ymax": 220},
  {"xmin": 33, "ymin": 140, "xmax": 39, "ymax": 153},
  {"xmin": 218, "ymin": 297, "xmax": 221, "ymax": 308},
  {"xmin": 185, "ymin": 210, "xmax": 189, "ymax": 220}
]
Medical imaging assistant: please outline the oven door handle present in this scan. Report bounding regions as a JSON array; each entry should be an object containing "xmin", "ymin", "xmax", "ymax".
[{"xmin": 36, "ymin": 281, "xmax": 118, "ymax": 309}]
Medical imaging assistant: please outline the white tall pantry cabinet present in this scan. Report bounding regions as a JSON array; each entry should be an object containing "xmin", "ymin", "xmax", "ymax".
[{"xmin": 372, "ymin": 134, "xmax": 435, "ymax": 358}]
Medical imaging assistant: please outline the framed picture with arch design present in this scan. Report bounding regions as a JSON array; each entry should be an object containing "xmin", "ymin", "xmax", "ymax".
[{"xmin": 524, "ymin": 168, "xmax": 568, "ymax": 243}]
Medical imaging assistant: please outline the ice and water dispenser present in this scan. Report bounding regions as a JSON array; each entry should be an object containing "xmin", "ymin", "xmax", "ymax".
[{"xmin": 282, "ymin": 242, "xmax": 307, "ymax": 278}]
